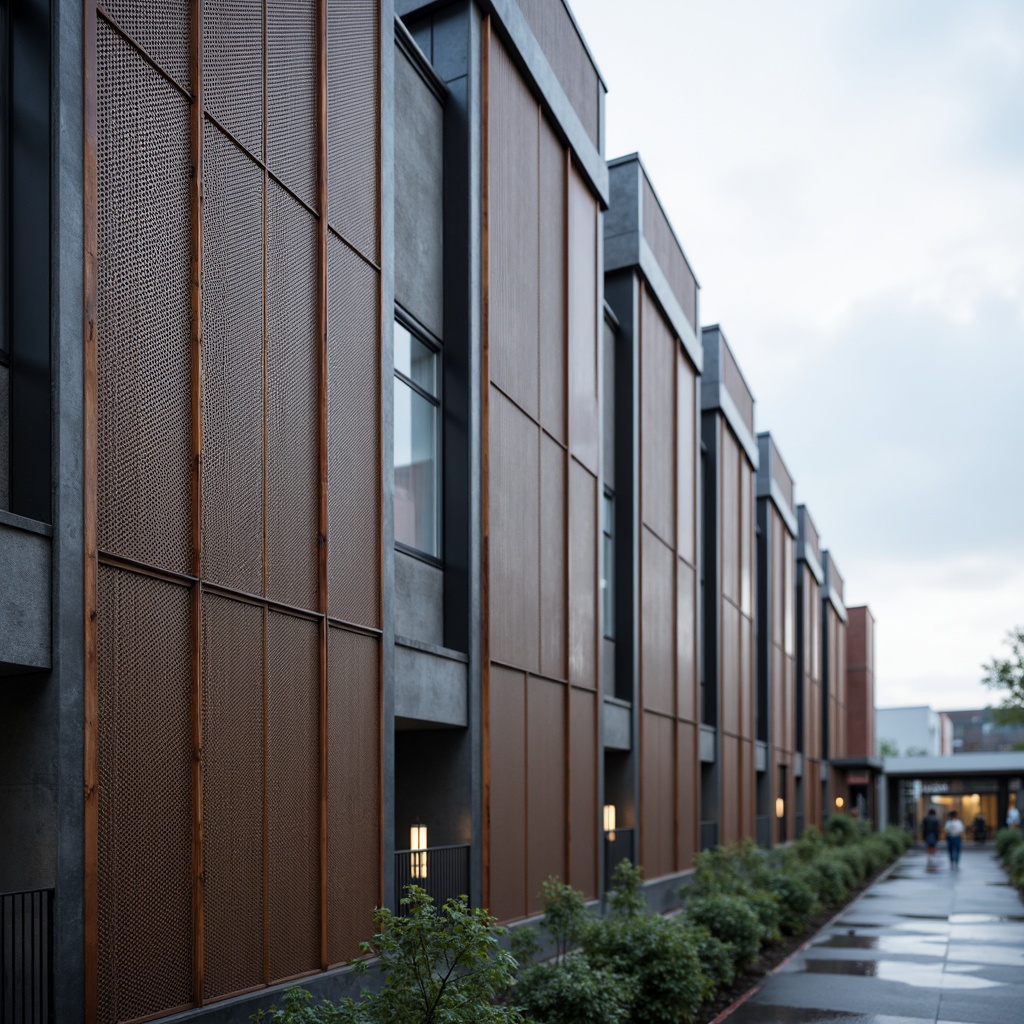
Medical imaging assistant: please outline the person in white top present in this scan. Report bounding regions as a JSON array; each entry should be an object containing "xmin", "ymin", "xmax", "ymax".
[
  {"xmin": 945, "ymin": 811, "xmax": 965, "ymax": 871},
  {"xmin": 1007, "ymin": 804, "xmax": 1021, "ymax": 830}
]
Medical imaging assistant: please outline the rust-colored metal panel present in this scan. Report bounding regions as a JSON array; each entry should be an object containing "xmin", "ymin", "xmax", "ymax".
[
  {"xmin": 739, "ymin": 456, "xmax": 753, "ymax": 617},
  {"xmin": 719, "ymin": 428, "xmax": 739, "ymax": 604},
  {"xmin": 567, "ymin": 166, "xmax": 599, "ymax": 473},
  {"xmin": 267, "ymin": 181, "xmax": 319, "ymax": 610},
  {"xmin": 489, "ymin": 388, "xmax": 540, "ymax": 672},
  {"xmin": 267, "ymin": 0, "xmax": 317, "ymax": 208},
  {"xmin": 203, "ymin": 0, "xmax": 263, "ymax": 158},
  {"xmin": 640, "ymin": 288, "xmax": 675, "ymax": 548},
  {"xmin": 642, "ymin": 177, "xmax": 697, "ymax": 332},
  {"xmin": 740, "ymin": 612, "xmax": 753, "ymax": 741},
  {"xmin": 201, "ymin": 120, "xmax": 264, "ymax": 595},
  {"xmin": 201, "ymin": 594, "xmax": 265, "ymax": 1000},
  {"xmin": 771, "ymin": 519, "xmax": 784, "ymax": 648},
  {"xmin": 569, "ymin": 686, "xmax": 598, "ymax": 898},
  {"xmin": 739, "ymin": 738, "xmax": 755, "ymax": 839},
  {"xmin": 488, "ymin": 36, "xmax": 539, "ymax": 419},
  {"xmin": 97, "ymin": 23, "xmax": 192, "ymax": 575},
  {"xmin": 267, "ymin": 612, "xmax": 320, "ymax": 982},
  {"xmin": 326, "ymin": 627, "xmax": 380, "ymax": 963},
  {"xmin": 515, "ymin": 0, "xmax": 600, "ymax": 147},
  {"xmin": 97, "ymin": 566, "xmax": 193, "ymax": 1024},
  {"xmin": 676, "ymin": 352, "xmax": 697, "ymax": 567},
  {"xmin": 676, "ymin": 720, "xmax": 698, "ymax": 869},
  {"xmin": 641, "ymin": 711, "xmax": 674, "ymax": 878},
  {"xmin": 720, "ymin": 602, "xmax": 739, "ymax": 737},
  {"xmin": 540, "ymin": 434, "xmax": 567, "ymax": 681},
  {"xmin": 327, "ymin": 0, "xmax": 380, "ymax": 262},
  {"xmin": 527, "ymin": 677, "xmax": 567, "ymax": 913},
  {"xmin": 103, "ymin": 0, "xmax": 190, "ymax": 86},
  {"xmin": 676, "ymin": 559, "xmax": 697, "ymax": 723},
  {"xmin": 326, "ymin": 233, "xmax": 381, "ymax": 628},
  {"xmin": 568, "ymin": 461, "xmax": 597, "ymax": 688},
  {"xmin": 538, "ymin": 115, "xmax": 566, "ymax": 443},
  {"xmin": 641, "ymin": 527, "xmax": 674, "ymax": 716},
  {"xmin": 488, "ymin": 667, "xmax": 527, "ymax": 922}
]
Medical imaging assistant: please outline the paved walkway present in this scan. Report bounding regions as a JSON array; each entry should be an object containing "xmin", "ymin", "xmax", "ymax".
[{"xmin": 722, "ymin": 844, "xmax": 1024, "ymax": 1024}]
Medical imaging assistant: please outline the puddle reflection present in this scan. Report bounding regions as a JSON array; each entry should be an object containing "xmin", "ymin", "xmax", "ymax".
[{"xmin": 801, "ymin": 958, "xmax": 1002, "ymax": 989}]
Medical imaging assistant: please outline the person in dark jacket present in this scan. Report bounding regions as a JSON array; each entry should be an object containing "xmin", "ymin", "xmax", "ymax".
[
  {"xmin": 922, "ymin": 808, "xmax": 940, "ymax": 871},
  {"xmin": 973, "ymin": 814, "xmax": 987, "ymax": 844}
]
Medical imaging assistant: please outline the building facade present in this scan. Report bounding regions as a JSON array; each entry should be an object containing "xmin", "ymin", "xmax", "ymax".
[{"xmin": 0, "ymin": 2, "xmax": 877, "ymax": 1022}]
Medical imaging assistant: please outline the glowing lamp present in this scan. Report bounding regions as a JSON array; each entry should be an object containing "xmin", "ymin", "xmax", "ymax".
[
  {"xmin": 775, "ymin": 797, "xmax": 785, "ymax": 819},
  {"xmin": 410, "ymin": 823, "xmax": 428, "ymax": 880},
  {"xmin": 835, "ymin": 797, "xmax": 845, "ymax": 810},
  {"xmin": 603, "ymin": 803, "xmax": 617, "ymax": 841}
]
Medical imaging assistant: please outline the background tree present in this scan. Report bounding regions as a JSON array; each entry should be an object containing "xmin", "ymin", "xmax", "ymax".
[
  {"xmin": 878, "ymin": 738, "xmax": 900, "ymax": 758},
  {"xmin": 982, "ymin": 626, "xmax": 1024, "ymax": 726}
]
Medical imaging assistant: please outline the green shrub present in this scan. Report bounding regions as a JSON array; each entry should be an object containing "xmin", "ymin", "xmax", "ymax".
[
  {"xmin": 882, "ymin": 825, "xmax": 912, "ymax": 857},
  {"xmin": 746, "ymin": 889, "xmax": 782, "ymax": 946},
  {"xmin": 606, "ymin": 859, "xmax": 648, "ymax": 918},
  {"xmin": 1006, "ymin": 842, "xmax": 1024, "ymax": 889},
  {"xmin": 836, "ymin": 845, "xmax": 869, "ymax": 883},
  {"xmin": 996, "ymin": 827, "xmax": 1024, "ymax": 861},
  {"xmin": 251, "ymin": 987, "xmax": 340, "ymax": 1023},
  {"xmin": 514, "ymin": 955, "xmax": 631, "ymax": 1024},
  {"xmin": 768, "ymin": 872, "xmax": 817, "ymax": 935},
  {"xmin": 683, "ymin": 893, "xmax": 761, "ymax": 969},
  {"xmin": 794, "ymin": 825, "xmax": 825, "ymax": 862},
  {"xmin": 688, "ymin": 924, "xmax": 736, "ymax": 989},
  {"xmin": 824, "ymin": 813, "xmax": 859, "ymax": 846},
  {"xmin": 805, "ymin": 859, "xmax": 849, "ymax": 905}
]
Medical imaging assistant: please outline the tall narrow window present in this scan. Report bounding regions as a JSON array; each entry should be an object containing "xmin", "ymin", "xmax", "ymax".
[
  {"xmin": 394, "ymin": 319, "xmax": 440, "ymax": 558},
  {"xmin": 601, "ymin": 490, "xmax": 614, "ymax": 640}
]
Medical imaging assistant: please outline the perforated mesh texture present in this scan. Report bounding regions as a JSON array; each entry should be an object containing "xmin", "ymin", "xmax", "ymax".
[
  {"xmin": 327, "ymin": 627, "xmax": 380, "ymax": 964},
  {"xmin": 203, "ymin": 0, "xmax": 263, "ymax": 157},
  {"xmin": 201, "ymin": 121, "xmax": 265, "ymax": 595},
  {"xmin": 97, "ymin": 565, "xmax": 193, "ymax": 1024},
  {"xmin": 266, "ymin": 182, "xmax": 319, "ymax": 610},
  {"xmin": 202, "ymin": 594, "xmax": 265, "ymax": 999},
  {"xmin": 327, "ymin": 0, "xmax": 379, "ymax": 262},
  {"xmin": 97, "ymin": 22, "xmax": 192, "ymax": 574},
  {"xmin": 267, "ymin": 612, "xmax": 321, "ymax": 981},
  {"xmin": 268, "ymin": 0, "xmax": 317, "ymax": 207},
  {"xmin": 102, "ymin": 1, "xmax": 190, "ymax": 87},
  {"xmin": 326, "ymin": 234, "xmax": 380, "ymax": 628}
]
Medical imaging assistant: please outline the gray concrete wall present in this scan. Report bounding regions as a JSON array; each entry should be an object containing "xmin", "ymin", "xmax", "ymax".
[
  {"xmin": 394, "ymin": 727, "xmax": 473, "ymax": 849},
  {"xmin": 0, "ymin": 515, "xmax": 52, "ymax": 671},
  {"xmin": 0, "ymin": 362, "xmax": 9, "ymax": 508},
  {"xmin": 395, "ymin": 549, "xmax": 444, "ymax": 645}
]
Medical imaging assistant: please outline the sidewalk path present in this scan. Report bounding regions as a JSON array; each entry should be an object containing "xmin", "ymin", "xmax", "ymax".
[{"xmin": 721, "ymin": 844, "xmax": 1024, "ymax": 1024}]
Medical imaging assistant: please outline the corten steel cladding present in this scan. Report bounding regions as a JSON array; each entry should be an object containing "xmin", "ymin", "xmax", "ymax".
[
  {"xmin": 96, "ymin": 22, "xmax": 191, "ymax": 577},
  {"xmin": 516, "ymin": 0, "xmax": 600, "ymax": 148},
  {"xmin": 97, "ymin": 566, "xmax": 193, "ymax": 1024},
  {"xmin": 90, "ymin": 1, "xmax": 385, "ymax": 1019}
]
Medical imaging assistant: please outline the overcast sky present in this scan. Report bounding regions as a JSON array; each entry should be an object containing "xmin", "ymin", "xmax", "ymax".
[{"xmin": 570, "ymin": 0, "xmax": 1024, "ymax": 711}]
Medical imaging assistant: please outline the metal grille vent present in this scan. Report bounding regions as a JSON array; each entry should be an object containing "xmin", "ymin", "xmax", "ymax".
[
  {"xmin": 97, "ymin": 22, "xmax": 192, "ymax": 574},
  {"xmin": 97, "ymin": 565, "xmax": 193, "ymax": 1024},
  {"xmin": 203, "ymin": 0, "xmax": 264, "ymax": 158},
  {"xmin": 326, "ymin": 233, "xmax": 380, "ymax": 629}
]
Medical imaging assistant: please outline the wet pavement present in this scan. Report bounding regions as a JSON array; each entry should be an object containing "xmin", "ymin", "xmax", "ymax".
[{"xmin": 720, "ymin": 845, "xmax": 1024, "ymax": 1024}]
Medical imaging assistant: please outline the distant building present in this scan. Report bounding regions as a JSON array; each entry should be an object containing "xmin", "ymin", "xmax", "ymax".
[
  {"xmin": 944, "ymin": 708, "xmax": 1024, "ymax": 753},
  {"xmin": 876, "ymin": 706, "xmax": 953, "ymax": 757}
]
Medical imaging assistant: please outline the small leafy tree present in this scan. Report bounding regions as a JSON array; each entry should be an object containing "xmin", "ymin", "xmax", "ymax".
[
  {"xmin": 878, "ymin": 738, "xmax": 900, "ymax": 757},
  {"xmin": 983, "ymin": 626, "xmax": 1024, "ymax": 725}
]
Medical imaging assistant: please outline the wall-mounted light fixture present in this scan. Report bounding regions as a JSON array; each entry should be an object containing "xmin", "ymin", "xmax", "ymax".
[
  {"xmin": 410, "ymin": 822, "xmax": 428, "ymax": 880},
  {"xmin": 835, "ymin": 796, "xmax": 845, "ymax": 810},
  {"xmin": 603, "ymin": 803, "xmax": 617, "ymax": 842},
  {"xmin": 775, "ymin": 797, "xmax": 785, "ymax": 819}
]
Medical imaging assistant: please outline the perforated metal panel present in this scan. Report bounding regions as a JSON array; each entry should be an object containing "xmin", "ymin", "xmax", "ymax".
[
  {"xmin": 516, "ymin": 0, "xmax": 600, "ymax": 147},
  {"xmin": 327, "ymin": 0, "xmax": 380, "ymax": 262},
  {"xmin": 201, "ymin": 594, "xmax": 264, "ymax": 999},
  {"xmin": 203, "ymin": 0, "xmax": 264, "ymax": 157},
  {"xmin": 568, "ymin": 461, "xmax": 596, "ymax": 687},
  {"xmin": 267, "ymin": 612, "xmax": 320, "ymax": 982},
  {"xmin": 539, "ymin": 435, "xmax": 566, "ymax": 681},
  {"xmin": 538, "ymin": 116, "xmax": 566, "ymax": 443},
  {"xmin": 526, "ymin": 677, "xmax": 566, "ymax": 914},
  {"xmin": 267, "ymin": 0, "xmax": 317, "ymax": 207},
  {"xmin": 676, "ymin": 354, "xmax": 697, "ymax": 567},
  {"xmin": 326, "ymin": 234, "xmax": 380, "ymax": 628},
  {"xmin": 569, "ymin": 688, "xmax": 597, "ymax": 897},
  {"xmin": 641, "ymin": 710, "xmax": 673, "ymax": 879},
  {"xmin": 102, "ymin": 1, "xmax": 190, "ymax": 87},
  {"xmin": 201, "ymin": 121, "xmax": 265, "ymax": 595},
  {"xmin": 267, "ymin": 182, "xmax": 319, "ymax": 610},
  {"xmin": 640, "ymin": 289, "xmax": 675, "ymax": 548},
  {"xmin": 567, "ymin": 167, "xmax": 598, "ymax": 473},
  {"xmin": 327, "ymin": 627, "xmax": 380, "ymax": 964},
  {"xmin": 489, "ymin": 36, "xmax": 539, "ymax": 420},
  {"xmin": 97, "ymin": 22, "xmax": 192, "ymax": 574},
  {"xmin": 642, "ymin": 176, "xmax": 697, "ymax": 331},
  {"xmin": 641, "ymin": 527, "xmax": 673, "ymax": 715},
  {"xmin": 97, "ymin": 565, "xmax": 193, "ymax": 1024}
]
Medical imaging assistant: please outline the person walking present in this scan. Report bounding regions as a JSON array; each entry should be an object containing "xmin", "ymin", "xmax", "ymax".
[
  {"xmin": 1007, "ymin": 803, "xmax": 1021, "ymax": 830},
  {"xmin": 945, "ymin": 810, "xmax": 964, "ymax": 871},
  {"xmin": 922, "ymin": 808, "xmax": 941, "ymax": 872}
]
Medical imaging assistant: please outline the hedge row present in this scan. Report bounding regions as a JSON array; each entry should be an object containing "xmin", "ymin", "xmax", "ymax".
[
  {"xmin": 995, "ymin": 827, "xmax": 1024, "ymax": 891},
  {"xmin": 253, "ymin": 817, "xmax": 912, "ymax": 1024}
]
